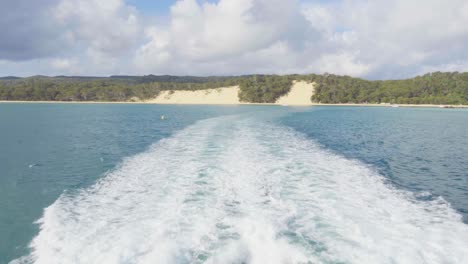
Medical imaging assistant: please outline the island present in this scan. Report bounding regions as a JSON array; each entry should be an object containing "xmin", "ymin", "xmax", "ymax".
[{"xmin": 1, "ymin": 72, "xmax": 467, "ymax": 107}]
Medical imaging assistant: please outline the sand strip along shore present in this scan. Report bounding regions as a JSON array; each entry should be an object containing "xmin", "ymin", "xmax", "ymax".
[{"xmin": 1, "ymin": 101, "xmax": 467, "ymax": 108}]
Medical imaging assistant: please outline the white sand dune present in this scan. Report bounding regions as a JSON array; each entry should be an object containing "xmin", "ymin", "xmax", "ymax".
[
  {"xmin": 146, "ymin": 86, "xmax": 241, "ymax": 105},
  {"xmin": 275, "ymin": 81, "xmax": 315, "ymax": 105},
  {"xmin": 146, "ymin": 81, "xmax": 315, "ymax": 105}
]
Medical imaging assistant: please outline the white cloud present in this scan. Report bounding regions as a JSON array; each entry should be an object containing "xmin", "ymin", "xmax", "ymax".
[
  {"xmin": 302, "ymin": 0, "xmax": 468, "ymax": 78},
  {"xmin": 1, "ymin": 0, "xmax": 468, "ymax": 78},
  {"xmin": 134, "ymin": 0, "xmax": 318, "ymax": 75},
  {"xmin": 50, "ymin": 58, "xmax": 78, "ymax": 71},
  {"xmin": 313, "ymin": 52, "xmax": 371, "ymax": 76},
  {"xmin": 169, "ymin": 0, "xmax": 297, "ymax": 60},
  {"xmin": 54, "ymin": 0, "xmax": 140, "ymax": 56},
  {"xmin": 419, "ymin": 61, "xmax": 468, "ymax": 75}
]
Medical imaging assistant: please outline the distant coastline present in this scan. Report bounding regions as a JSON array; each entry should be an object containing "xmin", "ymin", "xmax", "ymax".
[
  {"xmin": 1, "ymin": 101, "xmax": 467, "ymax": 109},
  {"xmin": 1, "ymin": 72, "xmax": 468, "ymax": 106},
  {"xmin": 2, "ymin": 80, "xmax": 467, "ymax": 108}
]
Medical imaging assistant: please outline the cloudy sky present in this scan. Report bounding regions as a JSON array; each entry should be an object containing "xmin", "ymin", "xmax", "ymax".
[{"xmin": 1, "ymin": 0, "xmax": 468, "ymax": 79}]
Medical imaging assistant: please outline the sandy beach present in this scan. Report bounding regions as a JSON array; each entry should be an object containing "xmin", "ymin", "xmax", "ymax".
[{"xmin": 1, "ymin": 101, "xmax": 467, "ymax": 108}]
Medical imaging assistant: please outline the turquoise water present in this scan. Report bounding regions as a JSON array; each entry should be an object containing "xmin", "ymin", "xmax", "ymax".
[
  {"xmin": 0, "ymin": 104, "xmax": 467, "ymax": 263},
  {"xmin": 280, "ymin": 107, "xmax": 468, "ymax": 221}
]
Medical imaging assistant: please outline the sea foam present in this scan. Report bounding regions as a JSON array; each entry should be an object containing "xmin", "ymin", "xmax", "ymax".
[{"xmin": 15, "ymin": 115, "xmax": 468, "ymax": 264}]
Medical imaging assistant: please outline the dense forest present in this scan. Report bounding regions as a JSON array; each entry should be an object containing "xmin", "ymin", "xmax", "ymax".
[
  {"xmin": 238, "ymin": 75, "xmax": 295, "ymax": 103},
  {"xmin": 311, "ymin": 72, "xmax": 468, "ymax": 105},
  {"xmin": 0, "ymin": 72, "xmax": 467, "ymax": 104},
  {"xmin": 0, "ymin": 76, "xmax": 241, "ymax": 102}
]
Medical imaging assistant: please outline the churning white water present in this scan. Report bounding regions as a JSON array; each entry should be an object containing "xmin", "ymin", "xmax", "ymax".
[{"xmin": 16, "ymin": 115, "xmax": 468, "ymax": 263}]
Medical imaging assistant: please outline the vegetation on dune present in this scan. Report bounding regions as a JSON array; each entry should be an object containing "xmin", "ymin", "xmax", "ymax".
[
  {"xmin": 238, "ymin": 75, "xmax": 294, "ymax": 103},
  {"xmin": 0, "ymin": 72, "xmax": 467, "ymax": 104}
]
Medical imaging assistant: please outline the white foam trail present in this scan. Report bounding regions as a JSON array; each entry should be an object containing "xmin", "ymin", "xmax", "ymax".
[{"xmin": 15, "ymin": 115, "xmax": 468, "ymax": 264}]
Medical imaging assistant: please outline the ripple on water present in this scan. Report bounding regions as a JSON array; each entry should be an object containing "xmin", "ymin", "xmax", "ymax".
[{"xmin": 14, "ymin": 115, "xmax": 468, "ymax": 264}]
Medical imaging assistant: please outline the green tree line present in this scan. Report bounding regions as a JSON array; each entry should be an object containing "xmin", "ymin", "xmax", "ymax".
[
  {"xmin": 238, "ymin": 75, "xmax": 294, "ymax": 103},
  {"xmin": 1, "ymin": 72, "xmax": 467, "ymax": 104},
  {"xmin": 310, "ymin": 72, "xmax": 468, "ymax": 104},
  {"xmin": 0, "ymin": 77, "xmax": 240, "ymax": 102}
]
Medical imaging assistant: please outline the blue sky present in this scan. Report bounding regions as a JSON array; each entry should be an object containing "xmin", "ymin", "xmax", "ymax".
[
  {"xmin": 0, "ymin": 0, "xmax": 467, "ymax": 78},
  {"xmin": 126, "ymin": 0, "xmax": 338, "ymax": 13},
  {"xmin": 126, "ymin": 0, "xmax": 175, "ymax": 14}
]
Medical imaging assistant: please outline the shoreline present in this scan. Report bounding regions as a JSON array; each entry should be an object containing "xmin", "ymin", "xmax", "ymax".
[
  {"xmin": 2, "ymin": 81, "xmax": 466, "ymax": 108},
  {"xmin": 1, "ymin": 100, "xmax": 467, "ymax": 108}
]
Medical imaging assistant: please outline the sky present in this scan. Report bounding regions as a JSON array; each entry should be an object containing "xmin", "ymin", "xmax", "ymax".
[{"xmin": 1, "ymin": 0, "xmax": 468, "ymax": 79}]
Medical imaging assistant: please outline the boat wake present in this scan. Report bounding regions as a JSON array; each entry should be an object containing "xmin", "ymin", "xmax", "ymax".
[{"xmin": 15, "ymin": 115, "xmax": 468, "ymax": 263}]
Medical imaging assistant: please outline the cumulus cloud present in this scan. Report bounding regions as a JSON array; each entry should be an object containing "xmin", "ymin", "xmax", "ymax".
[
  {"xmin": 1, "ymin": 0, "xmax": 468, "ymax": 78},
  {"xmin": 134, "ymin": 0, "xmax": 319, "ymax": 75},
  {"xmin": 50, "ymin": 58, "xmax": 78, "ymax": 71},
  {"xmin": 0, "ymin": 0, "xmax": 62, "ymax": 60},
  {"xmin": 54, "ymin": 0, "xmax": 140, "ymax": 56},
  {"xmin": 0, "ymin": 0, "xmax": 140, "ymax": 75},
  {"xmin": 302, "ymin": 0, "xmax": 468, "ymax": 78}
]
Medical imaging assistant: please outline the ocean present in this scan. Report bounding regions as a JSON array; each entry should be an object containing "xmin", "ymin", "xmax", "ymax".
[{"xmin": 0, "ymin": 103, "xmax": 467, "ymax": 263}]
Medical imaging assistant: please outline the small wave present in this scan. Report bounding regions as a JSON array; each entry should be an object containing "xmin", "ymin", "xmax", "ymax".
[
  {"xmin": 16, "ymin": 115, "xmax": 468, "ymax": 264},
  {"xmin": 28, "ymin": 163, "xmax": 41, "ymax": 169}
]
